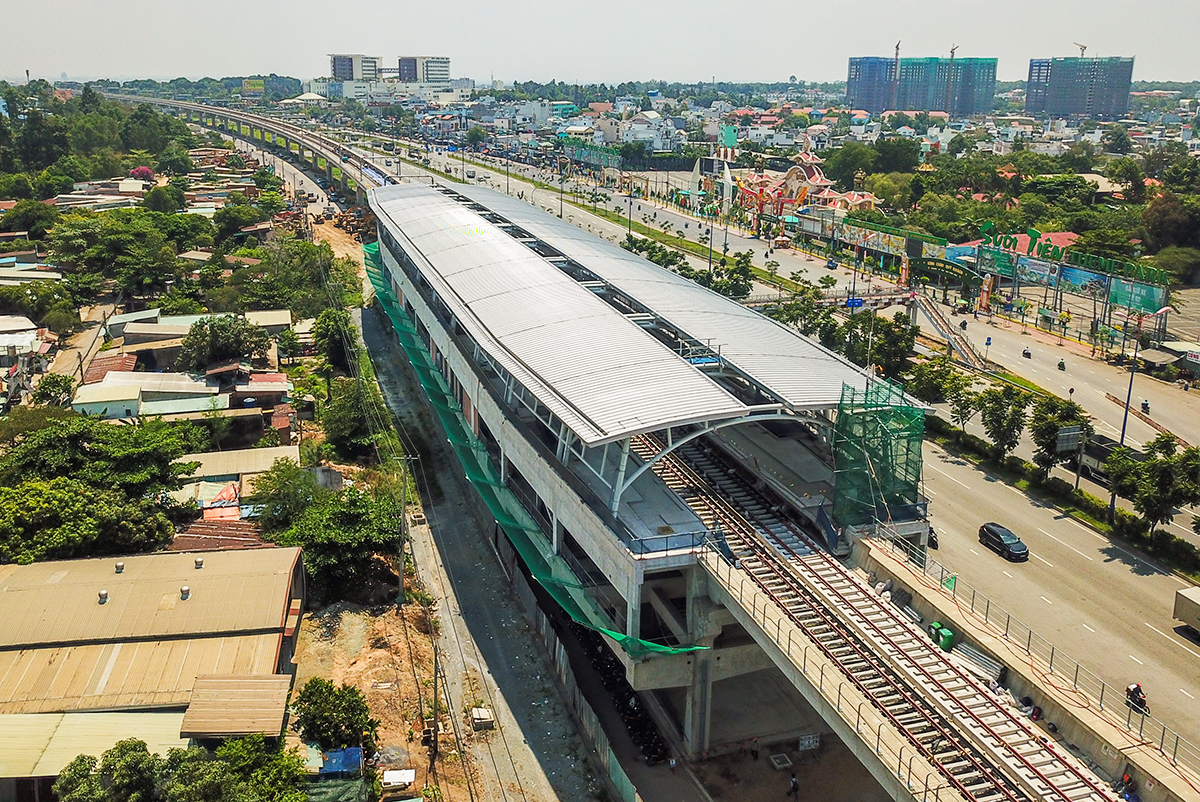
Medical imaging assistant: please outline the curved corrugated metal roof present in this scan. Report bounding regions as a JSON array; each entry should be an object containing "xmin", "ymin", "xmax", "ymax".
[
  {"xmin": 450, "ymin": 185, "xmax": 875, "ymax": 410},
  {"xmin": 371, "ymin": 184, "xmax": 756, "ymax": 445}
]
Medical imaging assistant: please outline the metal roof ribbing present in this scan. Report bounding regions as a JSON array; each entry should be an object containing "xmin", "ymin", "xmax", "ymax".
[
  {"xmin": 0, "ymin": 547, "xmax": 300, "ymax": 649},
  {"xmin": 452, "ymin": 186, "xmax": 875, "ymax": 410},
  {"xmin": 370, "ymin": 184, "xmax": 755, "ymax": 445}
]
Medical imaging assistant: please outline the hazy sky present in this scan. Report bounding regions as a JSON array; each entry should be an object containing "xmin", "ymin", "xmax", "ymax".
[{"xmin": 2, "ymin": 0, "xmax": 1197, "ymax": 85}]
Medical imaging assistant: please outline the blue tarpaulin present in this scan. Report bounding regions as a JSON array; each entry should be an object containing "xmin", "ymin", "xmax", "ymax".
[{"xmin": 319, "ymin": 748, "xmax": 363, "ymax": 777}]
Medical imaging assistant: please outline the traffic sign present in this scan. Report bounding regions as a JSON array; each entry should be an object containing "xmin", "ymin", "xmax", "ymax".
[
  {"xmin": 846, "ymin": 298, "xmax": 864, "ymax": 308},
  {"xmin": 985, "ymin": 337, "xmax": 992, "ymax": 346}
]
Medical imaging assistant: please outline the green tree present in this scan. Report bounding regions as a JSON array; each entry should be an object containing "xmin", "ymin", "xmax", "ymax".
[
  {"xmin": 32, "ymin": 372, "xmax": 75, "ymax": 406},
  {"xmin": 212, "ymin": 202, "xmax": 268, "ymax": 242},
  {"xmin": 255, "ymin": 191, "xmax": 286, "ymax": 217},
  {"xmin": 275, "ymin": 328, "xmax": 301, "ymax": 366},
  {"xmin": 873, "ymin": 137, "xmax": 921, "ymax": 174},
  {"xmin": 143, "ymin": 185, "xmax": 186, "ymax": 213},
  {"xmin": 275, "ymin": 488, "xmax": 401, "ymax": 597},
  {"xmin": 0, "ymin": 198, "xmax": 61, "ymax": 240},
  {"xmin": 840, "ymin": 311, "xmax": 917, "ymax": 378},
  {"xmin": 465, "ymin": 125, "xmax": 488, "ymax": 147},
  {"xmin": 251, "ymin": 457, "xmax": 325, "ymax": 532},
  {"xmin": 56, "ymin": 740, "xmax": 164, "ymax": 802},
  {"xmin": 1105, "ymin": 157, "xmax": 1146, "ymax": 203},
  {"xmin": 313, "ymin": 307, "xmax": 359, "ymax": 371},
  {"xmin": 156, "ymin": 142, "xmax": 194, "ymax": 176},
  {"xmin": 0, "ymin": 405, "xmax": 76, "ymax": 447},
  {"xmin": 1027, "ymin": 396, "xmax": 1092, "ymax": 480},
  {"xmin": 67, "ymin": 113, "xmax": 123, "ymax": 155},
  {"xmin": 224, "ymin": 153, "xmax": 246, "ymax": 170},
  {"xmin": 213, "ymin": 735, "xmax": 307, "ymax": 802},
  {"xmin": 1107, "ymin": 433, "xmax": 1200, "ymax": 534},
  {"xmin": 0, "ymin": 416, "xmax": 204, "ymax": 499},
  {"xmin": 823, "ymin": 141, "xmax": 878, "ymax": 188},
  {"xmin": 905, "ymin": 356, "xmax": 968, "ymax": 404},
  {"xmin": 291, "ymin": 678, "xmax": 380, "ymax": 751},
  {"xmin": 1142, "ymin": 192, "xmax": 1199, "ymax": 252},
  {"xmin": 978, "ymin": 384, "xmax": 1031, "ymax": 460},
  {"xmin": 1101, "ymin": 125, "xmax": 1133, "ymax": 155},
  {"xmin": 321, "ymin": 377, "xmax": 384, "ymax": 458},
  {"xmin": 177, "ymin": 315, "xmax": 270, "ymax": 371},
  {"xmin": 948, "ymin": 386, "xmax": 980, "ymax": 432}
]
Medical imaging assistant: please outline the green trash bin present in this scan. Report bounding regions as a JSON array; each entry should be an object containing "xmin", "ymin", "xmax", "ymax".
[
  {"xmin": 938, "ymin": 627, "xmax": 955, "ymax": 652},
  {"xmin": 928, "ymin": 621, "xmax": 943, "ymax": 642}
]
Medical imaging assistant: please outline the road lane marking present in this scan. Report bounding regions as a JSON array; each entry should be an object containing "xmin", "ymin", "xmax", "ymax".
[
  {"xmin": 1082, "ymin": 623, "xmax": 1095, "ymax": 633},
  {"xmin": 1040, "ymin": 596, "xmax": 1053, "ymax": 604},
  {"xmin": 969, "ymin": 548, "xmax": 979, "ymax": 555},
  {"xmin": 925, "ymin": 487, "xmax": 938, "ymax": 496},
  {"xmin": 1066, "ymin": 520, "xmax": 1106, "ymax": 542},
  {"xmin": 1003, "ymin": 571, "xmax": 1013, "ymax": 578},
  {"xmin": 1144, "ymin": 623, "xmax": 1200, "ymax": 659},
  {"xmin": 927, "ymin": 464, "xmax": 970, "ymax": 488},
  {"xmin": 1183, "ymin": 690, "xmax": 1196, "ymax": 699},
  {"xmin": 1038, "ymin": 528, "xmax": 1094, "ymax": 561},
  {"xmin": 1129, "ymin": 655, "xmax": 1143, "ymax": 665},
  {"xmin": 1033, "ymin": 554, "xmax": 1054, "ymax": 567}
]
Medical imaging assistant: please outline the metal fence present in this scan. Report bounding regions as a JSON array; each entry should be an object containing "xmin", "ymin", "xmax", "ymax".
[
  {"xmin": 872, "ymin": 535, "xmax": 1200, "ymax": 776},
  {"xmin": 513, "ymin": 564, "xmax": 644, "ymax": 802}
]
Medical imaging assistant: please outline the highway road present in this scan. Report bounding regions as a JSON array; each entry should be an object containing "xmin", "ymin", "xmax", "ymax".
[
  {"xmin": 309, "ymin": 127, "xmax": 1200, "ymax": 747},
  {"xmin": 924, "ymin": 441, "xmax": 1200, "ymax": 746}
]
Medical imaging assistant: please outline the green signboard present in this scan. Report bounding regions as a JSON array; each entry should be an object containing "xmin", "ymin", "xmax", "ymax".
[
  {"xmin": 977, "ymin": 246, "xmax": 1015, "ymax": 277},
  {"xmin": 719, "ymin": 124, "xmax": 738, "ymax": 149},
  {"xmin": 1109, "ymin": 278, "xmax": 1168, "ymax": 315}
]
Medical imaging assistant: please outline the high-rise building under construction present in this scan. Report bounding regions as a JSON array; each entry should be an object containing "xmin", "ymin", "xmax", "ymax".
[{"xmin": 1025, "ymin": 56, "xmax": 1134, "ymax": 119}]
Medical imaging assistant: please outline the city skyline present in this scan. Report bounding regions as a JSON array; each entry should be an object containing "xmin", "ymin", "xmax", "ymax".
[{"xmin": 2, "ymin": 0, "xmax": 1199, "ymax": 85}]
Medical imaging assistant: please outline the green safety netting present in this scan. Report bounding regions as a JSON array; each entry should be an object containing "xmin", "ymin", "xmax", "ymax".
[
  {"xmin": 832, "ymin": 380, "xmax": 925, "ymax": 528},
  {"xmin": 364, "ymin": 243, "xmax": 701, "ymax": 657}
]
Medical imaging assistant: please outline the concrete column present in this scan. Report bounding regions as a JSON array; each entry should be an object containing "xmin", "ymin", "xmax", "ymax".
[
  {"xmin": 626, "ymin": 592, "xmax": 641, "ymax": 642},
  {"xmin": 682, "ymin": 565, "xmax": 723, "ymax": 754},
  {"xmin": 683, "ymin": 651, "xmax": 713, "ymax": 755}
]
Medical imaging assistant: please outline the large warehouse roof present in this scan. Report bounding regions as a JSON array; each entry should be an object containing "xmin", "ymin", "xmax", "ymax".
[
  {"xmin": 371, "ymin": 184, "xmax": 757, "ymax": 445},
  {"xmin": 370, "ymin": 183, "xmax": 876, "ymax": 447},
  {"xmin": 451, "ymin": 185, "xmax": 875, "ymax": 410},
  {"xmin": 0, "ymin": 547, "xmax": 301, "ymax": 648}
]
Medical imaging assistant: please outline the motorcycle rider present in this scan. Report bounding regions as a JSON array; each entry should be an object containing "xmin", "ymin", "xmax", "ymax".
[{"xmin": 1022, "ymin": 347, "xmax": 1031, "ymax": 358}]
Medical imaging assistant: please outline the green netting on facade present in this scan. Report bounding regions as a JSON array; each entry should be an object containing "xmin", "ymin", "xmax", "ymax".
[
  {"xmin": 364, "ymin": 243, "xmax": 701, "ymax": 657},
  {"xmin": 831, "ymin": 380, "xmax": 925, "ymax": 528}
]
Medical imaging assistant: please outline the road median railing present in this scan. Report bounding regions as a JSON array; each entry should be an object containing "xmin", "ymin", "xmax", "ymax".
[{"xmin": 866, "ymin": 533, "xmax": 1200, "ymax": 781}]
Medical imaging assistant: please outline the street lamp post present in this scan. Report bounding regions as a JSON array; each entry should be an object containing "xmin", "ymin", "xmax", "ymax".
[
  {"xmin": 1108, "ymin": 306, "xmax": 1170, "ymax": 521},
  {"xmin": 627, "ymin": 193, "xmax": 634, "ymax": 239}
]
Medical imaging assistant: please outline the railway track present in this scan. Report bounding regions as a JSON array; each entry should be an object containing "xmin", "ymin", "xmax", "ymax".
[{"xmin": 631, "ymin": 433, "xmax": 1112, "ymax": 802}]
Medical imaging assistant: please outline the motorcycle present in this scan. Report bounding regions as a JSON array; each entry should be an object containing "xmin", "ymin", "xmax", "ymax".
[
  {"xmin": 1125, "ymin": 685, "xmax": 1150, "ymax": 716},
  {"xmin": 1058, "ymin": 359, "xmax": 1066, "ymax": 371},
  {"xmin": 1022, "ymin": 348, "xmax": 1032, "ymax": 359},
  {"xmin": 1141, "ymin": 400, "xmax": 1151, "ymax": 415}
]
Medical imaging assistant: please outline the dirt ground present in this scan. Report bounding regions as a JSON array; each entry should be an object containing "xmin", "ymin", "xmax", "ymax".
[
  {"xmin": 292, "ymin": 594, "xmax": 479, "ymax": 800},
  {"xmin": 313, "ymin": 221, "xmax": 373, "ymax": 301},
  {"xmin": 689, "ymin": 734, "xmax": 892, "ymax": 802}
]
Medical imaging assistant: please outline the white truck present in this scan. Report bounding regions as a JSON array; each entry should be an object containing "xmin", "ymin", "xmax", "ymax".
[{"xmin": 1174, "ymin": 587, "xmax": 1200, "ymax": 634}]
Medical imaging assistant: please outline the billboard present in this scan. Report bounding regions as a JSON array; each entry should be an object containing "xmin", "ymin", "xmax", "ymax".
[
  {"xmin": 1058, "ymin": 265, "xmax": 1109, "ymax": 299},
  {"xmin": 840, "ymin": 222, "xmax": 905, "ymax": 256},
  {"xmin": 1109, "ymin": 278, "xmax": 1168, "ymax": 315},
  {"xmin": 1016, "ymin": 257, "xmax": 1058, "ymax": 289},
  {"xmin": 242, "ymin": 79, "xmax": 266, "ymax": 95},
  {"xmin": 977, "ymin": 246, "xmax": 1015, "ymax": 277}
]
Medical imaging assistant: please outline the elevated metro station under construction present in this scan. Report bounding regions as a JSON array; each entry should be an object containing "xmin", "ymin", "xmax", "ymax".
[{"xmin": 365, "ymin": 183, "xmax": 1119, "ymax": 802}]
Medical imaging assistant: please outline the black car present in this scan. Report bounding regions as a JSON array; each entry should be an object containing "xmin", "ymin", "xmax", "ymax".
[{"xmin": 978, "ymin": 522, "xmax": 1029, "ymax": 561}]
